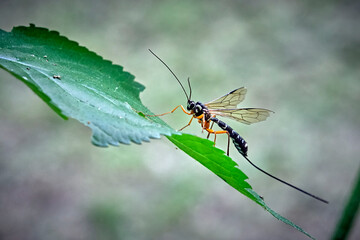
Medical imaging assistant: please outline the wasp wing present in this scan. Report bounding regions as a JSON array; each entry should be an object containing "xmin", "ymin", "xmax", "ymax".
[
  {"xmin": 205, "ymin": 87, "xmax": 247, "ymax": 109},
  {"xmin": 209, "ymin": 108, "xmax": 273, "ymax": 125}
]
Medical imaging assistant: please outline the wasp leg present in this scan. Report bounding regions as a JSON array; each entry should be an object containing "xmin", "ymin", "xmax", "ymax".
[
  {"xmin": 178, "ymin": 116, "xmax": 194, "ymax": 131},
  {"xmin": 146, "ymin": 105, "xmax": 192, "ymax": 117},
  {"xmin": 206, "ymin": 129, "xmax": 231, "ymax": 156},
  {"xmin": 226, "ymin": 133, "xmax": 230, "ymax": 156},
  {"xmin": 213, "ymin": 131, "xmax": 228, "ymax": 147},
  {"xmin": 205, "ymin": 129, "xmax": 227, "ymax": 140},
  {"xmin": 202, "ymin": 117, "xmax": 205, "ymax": 133},
  {"xmin": 206, "ymin": 121, "xmax": 215, "ymax": 139}
]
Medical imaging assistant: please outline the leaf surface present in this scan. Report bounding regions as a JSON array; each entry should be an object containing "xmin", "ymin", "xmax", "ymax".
[
  {"xmin": 168, "ymin": 134, "xmax": 315, "ymax": 239},
  {"xmin": 0, "ymin": 24, "xmax": 175, "ymax": 146}
]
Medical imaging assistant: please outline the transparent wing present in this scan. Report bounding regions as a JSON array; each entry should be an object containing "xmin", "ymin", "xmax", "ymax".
[
  {"xmin": 209, "ymin": 108, "xmax": 273, "ymax": 125},
  {"xmin": 205, "ymin": 87, "xmax": 247, "ymax": 109}
]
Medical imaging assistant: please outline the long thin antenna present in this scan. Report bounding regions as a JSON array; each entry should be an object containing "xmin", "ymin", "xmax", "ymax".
[
  {"xmin": 243, "ymin": 155, "xmax": 328, "ymax": 204},
  {"xmin": 187, "ymin": 77, "xmax": 192, "ymax": 100},
  {"xmin": 148, "ymin": 49, "xmax": 189, "ymax": 101}
]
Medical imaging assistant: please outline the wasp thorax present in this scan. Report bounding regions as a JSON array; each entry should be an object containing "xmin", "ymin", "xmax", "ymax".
[
  {"xmin": 194, "ymin": 105, "xmax": 202, "ymax": 114},
  {"xmin": 204, "ymin": 112, "xmax": 211, "ymax": 121}
]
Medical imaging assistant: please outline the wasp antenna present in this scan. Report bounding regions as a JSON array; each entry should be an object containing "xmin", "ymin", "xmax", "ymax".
[
  {"xmin": 187, "ymin": 77, "xmax": 192, "ymax": 100},
  {"xmin": 243, "ymin": 155, "xmax": 328, "ymax": 204},
  {"xmin": 148, "ymin": 49, "xmax": 189, "ymax": 101}
]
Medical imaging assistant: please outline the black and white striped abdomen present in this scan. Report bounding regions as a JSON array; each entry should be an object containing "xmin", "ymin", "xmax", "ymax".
[
  {"xmin": 232, "ymin": 134, "xmax": 248, "ymax": 157},
  {"xmin": 210, "ymin": 117, "xmax": 248, "ymax": 156}
]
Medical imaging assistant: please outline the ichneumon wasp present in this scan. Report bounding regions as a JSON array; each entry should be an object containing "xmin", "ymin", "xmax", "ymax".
[{"xmin": 148, "ymin": 49, "xmax": 328, "ymax": 204}]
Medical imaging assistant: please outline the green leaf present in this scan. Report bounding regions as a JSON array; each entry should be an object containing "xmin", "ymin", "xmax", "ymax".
[
  {"xmin": 0, "ymin": 24, "xmax": 175, "ymax": 146},
  {"xmin": 331, "ymin": 168, "xmax": 360, "ymax": 240},
  {"xmin": 168, "ymin": 134, "xmax": 315, "ymax": 240}
]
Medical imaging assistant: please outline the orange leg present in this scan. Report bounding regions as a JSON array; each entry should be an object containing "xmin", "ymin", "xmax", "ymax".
[
  {"xmin": 146, "ymin": 105, "xmax": 192, "ymax": 117},
  {"xmin": 206, "ymin": 129, "xmax": 228, "ymax": 149},
  {"xmin": 178, "ymin": 116, "xmax": 194, "ymax": 131},
  {"xmin": 212, "ymin": 130, "xmax": 228, "ymax": 146},
  {"xmin": 194, "ymin": 114, "xmax": 206, "ymax": 133},
  {"xmin": 206, "ymin": 128, "xmax": 231, "ymax": 156},
  {"xmin": 202, "ymin": 117, "xmax": 206, "ymax": 133},
  {"xmin": 206, "ymin": 121, "xmax": 215, "ymax": 139}
]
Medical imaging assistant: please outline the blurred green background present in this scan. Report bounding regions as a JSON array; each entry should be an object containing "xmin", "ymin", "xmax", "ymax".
[{"xmin": 0, "ymin": 0, "xmax": 359, "ymax": 239}]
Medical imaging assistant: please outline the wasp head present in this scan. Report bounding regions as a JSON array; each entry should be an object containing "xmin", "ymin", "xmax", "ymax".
[{"xmin": 187, "ymin": 100, "xmax": 195, "ymax": 111}]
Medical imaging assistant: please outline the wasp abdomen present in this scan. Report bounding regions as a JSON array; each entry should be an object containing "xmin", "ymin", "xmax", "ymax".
[
  {"xmin": 210, "ymin": 118, "xmax": 248, "ymax": 156},
  {"xmin": 233, "ymin": 134, "xmax": 248, "ymax": 157}
]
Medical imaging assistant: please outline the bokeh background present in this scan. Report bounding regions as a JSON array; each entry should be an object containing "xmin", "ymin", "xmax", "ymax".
[{"xmin": 0, "ymin": 0, "xmax": 359, "ymax": 239}]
